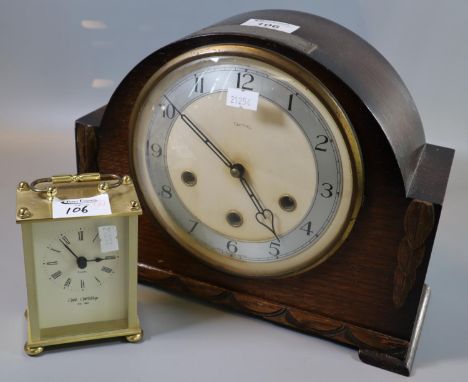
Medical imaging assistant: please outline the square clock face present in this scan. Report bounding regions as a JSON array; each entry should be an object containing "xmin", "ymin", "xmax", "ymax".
[{"xmin": 29, "ymin": 216, "xmax": 129, "ymax": 335}]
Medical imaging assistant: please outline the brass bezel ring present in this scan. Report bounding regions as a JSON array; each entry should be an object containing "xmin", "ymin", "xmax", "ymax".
[{"xmin": 129, "ymin": 44, "xmax": 364, "ymax": 278}]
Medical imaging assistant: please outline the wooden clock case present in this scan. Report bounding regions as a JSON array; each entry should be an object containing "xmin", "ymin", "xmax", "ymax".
[{"xmin": 75, "ymin": 10, "xmax": 454, "ymax": 375}]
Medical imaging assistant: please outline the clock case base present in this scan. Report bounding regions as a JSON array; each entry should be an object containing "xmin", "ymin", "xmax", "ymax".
[
  {"xmin": 75, "ymin": 10, "xmax": 454, "ymax": 376},
  {"xmin": 358, "ymin": 284, "xmax": 430, "ymax": 376},
  {"xmin": 24, "ymin": 309, "xmax": 143, "ymax": 356}
]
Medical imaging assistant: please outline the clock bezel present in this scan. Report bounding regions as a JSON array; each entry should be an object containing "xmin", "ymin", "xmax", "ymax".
[{"xmin": 128, "ymin": 44, "xmax": 365, "ymax": 278}]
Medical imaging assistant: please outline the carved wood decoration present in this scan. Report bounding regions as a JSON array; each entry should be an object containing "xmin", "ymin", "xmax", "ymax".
[
  {"xmin": 393, "ymin": 200, "xmax": 435, "ymax": 308},
  {"xmin": 139, "ymin": 262, "xmax": 409, "ymax": 357}
]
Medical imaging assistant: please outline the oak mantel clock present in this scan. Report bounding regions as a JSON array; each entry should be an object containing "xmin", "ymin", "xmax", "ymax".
[
  {"xmin": 74, "ymin": 10, "xmax": 453, "ymax": 375},
  {"xmin": 16, "ymin": 173, "xmax": 143, "ymax": 355}
]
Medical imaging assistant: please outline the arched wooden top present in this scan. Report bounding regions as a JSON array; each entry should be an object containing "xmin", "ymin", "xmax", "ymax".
[{"xmin": 190, "ymin": 9, "xmax": 426, "ymax": 193}]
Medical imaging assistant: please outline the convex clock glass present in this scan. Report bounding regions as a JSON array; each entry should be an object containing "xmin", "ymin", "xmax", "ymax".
[{"xmin": 131, "ymin": 47, "xmax": 363, "ymax": 277}]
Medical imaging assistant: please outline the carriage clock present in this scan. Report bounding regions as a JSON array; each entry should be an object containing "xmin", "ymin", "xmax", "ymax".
[
  {"xmin": 74, "ymin": 10, "xmax": 453, "ymax": 375},
  {"xmin": 16, "ymin": 173, "xmax": 143, "ymax": 355}
]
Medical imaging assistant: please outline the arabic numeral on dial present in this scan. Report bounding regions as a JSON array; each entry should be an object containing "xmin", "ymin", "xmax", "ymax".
[
  {"xmin": 287, "ymin": 94, "xmax": 293, "ymax": 111},
  {"xmin": 188, "ymin": 220, "xmax": 199, "ymax": 233},
  {"xmin": 300, "ymin": 221, "xmax": 313, "ymax": 236},
  {"xmin": 159, "ymin": 185, "xmax": 172, "ymax": 199},
  {"xmin": 321, "ymin": 183, "xmax": 334, "ymax": 198},
  {"xmin": 269, "ymin": 242, "xmax": 281, "ymax": 258},
  {"xmin": 315, "ymin": 135, "xmax": 329, "ymax": 152},
  {"xmin": 236, "ymin": 72, "xmax": 254, "ymax": 90},
  {"xmin": 227, "ymin": 240, "xmax": 238, "ymax": 254},
  {"xmin": 160, "ymin": 103, "xmax": 175, "ymax": 119},
  {"xmin": 151, "ymin": 143, "xmax": 162, "ymax": 158}
]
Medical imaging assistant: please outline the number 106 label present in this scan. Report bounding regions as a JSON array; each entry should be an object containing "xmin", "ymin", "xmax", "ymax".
[{"xmin": 52, "ymin": 194, "xmax": 112, "ymax": 219}]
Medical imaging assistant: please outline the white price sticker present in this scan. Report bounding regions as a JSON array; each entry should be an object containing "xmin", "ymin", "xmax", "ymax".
[
  {"xmin": 98, "ymin": 225, "xmax": 119, "ymax": 253},
  {"xmin": 226, "ymin": 88, "xmax": 259, "ymax": 111},
  {"xmin": 52, "ymin": 194, "xmax": 112, "ymax": 219},
  {"xmin": 241, "ymin": 18, "xmax": 300, "ymax": 34}
]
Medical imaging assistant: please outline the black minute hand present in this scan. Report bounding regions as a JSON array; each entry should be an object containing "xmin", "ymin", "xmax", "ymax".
[
  {"xmin": 163, "ymin": 95, "xmax": 232, "ymax": 168},
  {"xmin": 235, "ymin": 167, "xmax": 280, "ymax": 242},
  {"xmin": 59, "ymin": 239, "xmax": 88, "ymax": 269},
  {"xmin": 59, "ymin": 239, "xmax": 79, "ymax": 259}
]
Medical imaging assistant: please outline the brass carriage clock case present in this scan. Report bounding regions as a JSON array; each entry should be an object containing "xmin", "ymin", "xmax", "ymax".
[
  {"xmin": 74, "ymin": 10, "xmax": 454, "ymax": 375},
  {"xmin": 17, "ymin": 173, "xmax": 143, "ymax": 355}
]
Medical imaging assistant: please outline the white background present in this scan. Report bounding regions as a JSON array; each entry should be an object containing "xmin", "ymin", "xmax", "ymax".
[{"xmin": 1, "ymin": 1, "xmax": 467, "ymax": 381}]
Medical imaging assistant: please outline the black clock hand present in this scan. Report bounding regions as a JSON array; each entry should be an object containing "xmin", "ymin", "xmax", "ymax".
[
  {"xmin": 163, "ymin": 95, "xmax": 279, "ymax": 241},
  {"xmin": 59, "ymin": 239, "xmax": 79, "ymax": 259},
  {"xmin": 233, "ymin": 166, "xmax": 280, "ymax": 242},
  {"xmin": 86, "ymin": 257, "xmax": 103, "ymax": 262},
  {"xmin": 87, "ymin": 256, "xmax": 116, "ymax": 262},
  {"xmin": 163, "ymin": 95, "xmax": 233, "ymax": 168},
  {"xmin": 59, "ymin": 239, "xmax": 88, "ymax": 269}
]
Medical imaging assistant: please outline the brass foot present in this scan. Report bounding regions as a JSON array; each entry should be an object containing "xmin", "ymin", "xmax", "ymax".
[
  {"xmin": 24, "ymin": 343, "xmax": 43, "ymax": 356},
  {"xmin": 125, "ymin": 331, "xmax": 143, "ymax": 343}
]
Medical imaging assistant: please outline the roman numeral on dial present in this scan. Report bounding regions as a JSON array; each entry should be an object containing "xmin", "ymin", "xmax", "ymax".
[
  {"xmin": 64, "ymin": 278, "xmax": 72, "ymax": 288},
  {"xmin": 51, "ymin": 270, "xmax": 62, "ymax": 279}
]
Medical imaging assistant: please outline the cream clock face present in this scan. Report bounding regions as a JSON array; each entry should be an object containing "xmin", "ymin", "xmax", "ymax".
[
  {"xmin": 31, "ymin": 217, "xmax": 128, "ymax": 329},
  {"xmin": 132, "ymin": 46, "xmax": 363, "ymax": 277},
  {"xmin": 42, "ymin": 227, "xmax": 118, "ymax": 292}
]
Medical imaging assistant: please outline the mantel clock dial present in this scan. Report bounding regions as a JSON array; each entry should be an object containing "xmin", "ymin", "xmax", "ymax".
[
  {"xmin": 130, "ymin": 47, "xmax": 363, "ymax": 277},
  {"xmin": 75, "ymin": 10, "xmax": 454, "ymax": 375}
]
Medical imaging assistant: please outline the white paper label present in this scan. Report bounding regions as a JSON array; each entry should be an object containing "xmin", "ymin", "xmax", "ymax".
[
  {"xmin": 226, "ymin": 88, "xmax": 259, "ymax": 111},
  {"xmin": 98, "ymin": 225, "xmax": 119, "ymax": 253},
  {"xmin": 241, "ymin": 18, "xmax": 300, "ymax": 34},
  {"xmin": 52, "ymin": 194, "xmax": 112, "ymax": 219}
]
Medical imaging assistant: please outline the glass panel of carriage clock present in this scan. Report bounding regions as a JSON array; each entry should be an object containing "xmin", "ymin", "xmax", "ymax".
[{"xmin": 30, "ymin": 216, "xmax": 129, "ymax": 334}]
